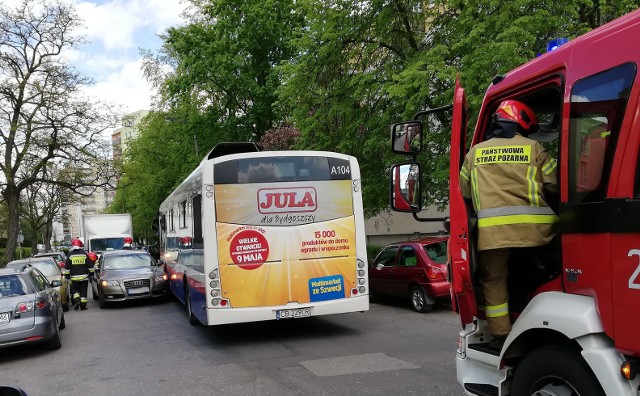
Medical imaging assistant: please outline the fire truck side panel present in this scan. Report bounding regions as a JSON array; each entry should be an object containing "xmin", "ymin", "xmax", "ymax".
[
  {"xmin": 561, "ymin": 234, "xmax": 614, "ymax": 338},
  {"xmin": 612, "ymin": 237, "xmax": 640, "ymax": 356},
  {"xmin": 505, "ymin": 292, "xmax": 603, "ymax": 347}
]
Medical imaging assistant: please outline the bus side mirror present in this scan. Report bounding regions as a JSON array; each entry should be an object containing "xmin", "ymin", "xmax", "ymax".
[
  {"xmin": 390, "ymin": 163, "xmax": 422, "ymax": 213},
  {"xmin": 391, "ymin": 121, "xmax": 422, "ymax": 155}
]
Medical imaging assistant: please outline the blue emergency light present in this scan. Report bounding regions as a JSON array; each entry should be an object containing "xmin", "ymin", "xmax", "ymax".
[{"xmin": 546, "ymin": 38, "xmax": 569, "ymax": 52}]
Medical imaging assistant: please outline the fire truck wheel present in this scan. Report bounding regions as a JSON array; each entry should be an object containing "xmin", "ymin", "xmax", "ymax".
[
  {"xmin": 410, "ymin": 286, "xmax": 433, "ymax": 313},
  {"xmin": 511, "ymin": 344, "xmax": 605, "ymax": 396}
]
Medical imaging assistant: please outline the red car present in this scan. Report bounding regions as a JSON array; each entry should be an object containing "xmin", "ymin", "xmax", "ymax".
[{"xmin": 369, "ymin": 236, "xmax": 449, "ymax": 313}]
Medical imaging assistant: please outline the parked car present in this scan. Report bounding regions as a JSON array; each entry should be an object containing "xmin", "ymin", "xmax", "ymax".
[
  {"xmin": 369, "ymin": 236, "xmax": 449, "ymax": 313},
  {"xmin": 91, "ymin": 250, "xmax": 168, "ymax": 309},
  {"xmin": 6, "ymin": 257, "xmax": 70, "ymax": 312},
  {"xmin": 34, "ymin": 251, "xmax": 67, "ymax": 269},
  {"xmin": 0, "ymin": 267, "xmax": 65, "ymax": 350}
]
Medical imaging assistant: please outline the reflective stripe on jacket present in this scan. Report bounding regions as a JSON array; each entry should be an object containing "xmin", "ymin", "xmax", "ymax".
[{"xmin": 459, "ymin": 134, "xmax": 558, "ymax": 250}]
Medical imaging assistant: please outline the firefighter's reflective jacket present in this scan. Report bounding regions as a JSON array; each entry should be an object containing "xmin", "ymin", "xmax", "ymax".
[
  {"xmin": 63, "ymin": 249, "xmax": 95, "ymax": 281},
  {"xmin": 459, "ymin": 133, "xmax": 558, "ymax": 251}
]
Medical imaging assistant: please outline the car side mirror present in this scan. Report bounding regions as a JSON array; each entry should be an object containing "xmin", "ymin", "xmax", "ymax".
[
  {"xmin": 50, "ymin": 280, "xmax": 63, "ymax": 287},
  {"xmin": 376, "ymin": 263, "xmax": 384, "ymax": 270},
  {"xmin": 157, "ymin": 259, "xmax": 165, "ymax": 266}
]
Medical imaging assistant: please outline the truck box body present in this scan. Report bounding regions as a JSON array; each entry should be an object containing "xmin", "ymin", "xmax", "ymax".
[{"xmin": 82, "ymin": 214, "xmax": 133, "ymax": 253}]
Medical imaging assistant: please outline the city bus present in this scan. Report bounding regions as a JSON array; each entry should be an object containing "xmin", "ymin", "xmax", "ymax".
[{"xmin": 158, "ymin": 143, "xmax": 369, "ymax": 325}]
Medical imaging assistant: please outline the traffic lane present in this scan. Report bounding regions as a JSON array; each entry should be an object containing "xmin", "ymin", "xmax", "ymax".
[
  {"xmin": 0, "ymin": 293, "xmax": 464, "ymax": 396},
  {"xmin": 188, "ymin": 300, "xmax": 463, "ymax": 395}
]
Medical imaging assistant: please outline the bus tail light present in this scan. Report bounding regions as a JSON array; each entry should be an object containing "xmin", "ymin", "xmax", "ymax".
[
  {"xmin": 355, "ymin": 259, "xmax": 367, "ymax": 296},
  {"xmin": 208, "ymin": 269, "xmax": 219, "ymax": 280},
  {"xmin": 211, "ymin": 298, "xmax": 230, "ymax": 308}
]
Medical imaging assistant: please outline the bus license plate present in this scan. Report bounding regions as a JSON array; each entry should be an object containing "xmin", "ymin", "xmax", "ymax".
[
  {"xmin": 276, "ymin": 307, "xmax": 310, "ymax": 320},
  {"xmin": 0, "ymin": 312, "xmax": 10, "ymax": 325}
]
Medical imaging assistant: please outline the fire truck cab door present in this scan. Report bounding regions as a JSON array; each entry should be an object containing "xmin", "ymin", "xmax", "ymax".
[{"xmin": 449, "ymin": 77, "xmax": 477, "ymax": 326}]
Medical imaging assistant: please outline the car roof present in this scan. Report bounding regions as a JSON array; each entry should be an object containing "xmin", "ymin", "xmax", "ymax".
[
  {"xmin": 7, "ymin": 257, "xmax": 56, "ymax": 266},
  {"xmin": 34, "ymin": 251, "xmax": 64, "ymax": 256},
  {"xmin": 101, "ymin": 250, "xmax": 151, "ymax": 257},
  {"xmin": 0, "ymin": 267, "xmax": 24, "ymax": 275},
  {"xmin": 391, "ymin": 236, "xmax": 449, "ymax": 245}
]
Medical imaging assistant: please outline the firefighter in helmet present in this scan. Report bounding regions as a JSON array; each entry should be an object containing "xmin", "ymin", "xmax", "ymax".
[
  {"xmin": 63, "ymin": 238, "xmax": 96, "ymax": 311},
  {"xmin": 459, "ymin": 100, "xmax": 558, "ymax": 348},
  {"xmin": 123, "ymin": 236, "xmax": 133, "ymax": 250}
]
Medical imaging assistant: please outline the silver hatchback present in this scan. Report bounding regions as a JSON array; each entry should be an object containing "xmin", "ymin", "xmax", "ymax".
[
  {"xmin": 0, "ymin": 267, "xmax": 65, "ymax": 350},
  {"xmin": 91, "ymin": 250, "xmax": 168, "ymax": 309}
]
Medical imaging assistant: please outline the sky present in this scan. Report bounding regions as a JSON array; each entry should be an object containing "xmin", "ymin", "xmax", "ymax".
[
  {"xmin": 73, "ymin": 0, "xmax": 188, "ymax": 115},
  {"xmin": 6, "ymin": 0, "xmax": 189, "ymax": 117}
]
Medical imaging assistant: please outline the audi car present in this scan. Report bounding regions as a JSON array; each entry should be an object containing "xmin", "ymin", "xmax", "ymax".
[{"xmin": 91, "ymin": 250, "xmax": 168, "ymax": 308}]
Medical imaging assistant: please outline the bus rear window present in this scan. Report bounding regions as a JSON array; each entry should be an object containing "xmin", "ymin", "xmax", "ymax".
[{"xmin": 215, "ymin": 157, "xmax": 351, "ymax": 184}]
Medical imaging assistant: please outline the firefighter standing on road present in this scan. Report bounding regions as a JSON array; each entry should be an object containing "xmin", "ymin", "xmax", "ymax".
[
  {"xmin": 459, "ymin": 100, "xmax": 558, "ymax": 348},
  {"xmin": 64, "ymin": 238, "xmax": 95, "ymax": 311}
]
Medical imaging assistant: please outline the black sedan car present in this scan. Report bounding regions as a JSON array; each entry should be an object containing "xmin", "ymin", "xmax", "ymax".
[
  {"xmin": 91, "ymin": 250, "xmax": 168, "ymax": 308},
  {"xmin": 0, "ymin": 267, "xmax": 65, "ymax": 350}
]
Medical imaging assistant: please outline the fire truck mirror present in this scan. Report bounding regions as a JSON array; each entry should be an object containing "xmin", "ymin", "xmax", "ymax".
[
  {"xmin": 391, "ymin": 121, "xmax": 422, "ymax": 155},
  {"xmin": 390, "ymin": 163, "xmax": 422, "ymax": 213}
]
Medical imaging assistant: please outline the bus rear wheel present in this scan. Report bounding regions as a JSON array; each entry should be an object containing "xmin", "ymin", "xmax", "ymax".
[{"xmin": 511, "ymin": 345, "xmax": 605, "ymax": 396}]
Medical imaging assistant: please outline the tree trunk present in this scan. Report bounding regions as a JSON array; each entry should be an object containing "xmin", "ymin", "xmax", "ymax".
[
  {"xmin": 2, "ymin": 188, "xmax": 20, "ymax": 264},
  {"xmin": 45, "ymin": 222, "xmax": 53, "ymax": 251}
]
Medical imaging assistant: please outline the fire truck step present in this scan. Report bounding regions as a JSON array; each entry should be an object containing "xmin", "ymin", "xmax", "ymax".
[
  {"xmin": 464, "ymin": 383, "xmax": 498, "ymax": 396},
  {"xmin": 467, "ymin": 342, "xmax": 502, "ymax": 356}
]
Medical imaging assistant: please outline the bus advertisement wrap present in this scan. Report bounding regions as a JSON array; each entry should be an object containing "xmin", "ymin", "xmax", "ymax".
[{"xmin": 214, "ymin": 180, "xmax": 357, "ymax": 307}]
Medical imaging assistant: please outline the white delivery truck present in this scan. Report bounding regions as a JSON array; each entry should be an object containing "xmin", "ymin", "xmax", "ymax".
[{"xmin": 82, "ymin": 213, "xmax": 133, "ymax": 253}]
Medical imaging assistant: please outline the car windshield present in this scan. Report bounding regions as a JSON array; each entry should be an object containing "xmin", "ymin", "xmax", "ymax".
[
  {"xmin": 91, "ymin": 238, "xmax": 125, "ymax": 251},
  {"xmin": 6, "ymin": 261, "xmax": 58, "ymax": 277},
  {"xmin": 103, "ymin": 254, "xmax": 154, "ymax": 270},
  {"xmin": 0, "ymin": 275, "xmax": 33, "ymax": 297}
]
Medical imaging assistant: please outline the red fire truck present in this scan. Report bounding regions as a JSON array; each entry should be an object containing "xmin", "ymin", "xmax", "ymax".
[{"xmin": 390, "ymin": 9, "xmax": 640, "ymax": 396}]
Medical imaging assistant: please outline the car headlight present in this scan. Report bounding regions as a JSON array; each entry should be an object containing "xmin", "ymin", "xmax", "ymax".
[
  {"xmin": 155, "ymin": 275, "xmax": 166, "ymax": 282},
  {"xmin": 101, "ymin": 280, "xmax": 119, "ymax": 287}
]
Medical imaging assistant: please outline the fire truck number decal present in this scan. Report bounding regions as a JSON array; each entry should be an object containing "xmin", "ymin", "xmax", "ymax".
[{"xmin": 628, "ymin": 249, "xmax": 640, "ymax": 290}]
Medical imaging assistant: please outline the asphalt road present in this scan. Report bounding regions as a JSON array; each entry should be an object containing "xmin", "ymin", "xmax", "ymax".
[{"xmin": 0, "ymin": 292, "xmax": 465, "ymax": 396}]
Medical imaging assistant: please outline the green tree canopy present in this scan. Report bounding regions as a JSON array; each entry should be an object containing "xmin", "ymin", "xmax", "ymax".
[{"xmin": 119, "ymin": 0, "xmax": 638, "ymax": 235}]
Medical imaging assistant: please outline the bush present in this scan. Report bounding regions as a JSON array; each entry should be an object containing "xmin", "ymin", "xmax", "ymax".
[
  {"xmin": 0, "ymin": 247, "xmax": 33, "ymax": 267},
  {"xmin": 366, "ymin": 245, "xmax": 383, "ymax": 263}
]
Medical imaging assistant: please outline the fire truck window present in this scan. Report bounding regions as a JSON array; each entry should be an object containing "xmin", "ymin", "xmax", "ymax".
[{"xmin": 568, "ymin": 63, "xmax": 636, "ymax": 204}]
